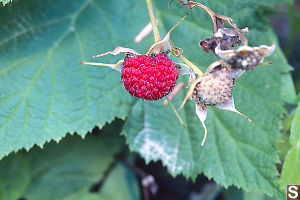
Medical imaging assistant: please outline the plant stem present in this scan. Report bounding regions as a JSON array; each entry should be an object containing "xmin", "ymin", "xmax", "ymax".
[
  {"xmin": 177, "ymin": 54, "xmax": 203, "ymax": 76},
  {"xmin": 176, "ymin": 0, "xmax": 248, "ymax": 46},
  {"xmin": 176, "ymin": 0, "xmax": 218, "ymax": 32},
  {"xmin": 169, "ymin": 101, "xmax": 186, "ymax": 128},
  {"xmin": 146, "ymin": 0, "xmax": 160, "ymax": 42}
]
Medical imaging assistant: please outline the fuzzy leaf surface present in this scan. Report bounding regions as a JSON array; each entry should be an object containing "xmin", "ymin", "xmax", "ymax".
[{"xmin": 0, "ymin": 0, "xmax": 143, "ymax": 158}]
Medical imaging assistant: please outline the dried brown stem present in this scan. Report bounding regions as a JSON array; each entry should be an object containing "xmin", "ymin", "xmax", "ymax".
[
  {"xmin": 224, "ymin": 20, "xmax": 248, "ymax": 46},
  {"xmin": 176, "ymin": 0, "xmax": 227, "ymax": 32},
  {"xmin": 175, "ymin": 0, "xmax": 248, "ymax": 45}
]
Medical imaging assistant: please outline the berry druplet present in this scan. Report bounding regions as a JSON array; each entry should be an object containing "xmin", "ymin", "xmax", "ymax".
[{"xmin": 121, "ymin": 53, "xmax": 179, "ymax": 100}]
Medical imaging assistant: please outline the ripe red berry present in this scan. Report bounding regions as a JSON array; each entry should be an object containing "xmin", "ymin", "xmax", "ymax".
[{"xmin": 121, "ymin": 53, "xmax": 179, "ymax": 100}]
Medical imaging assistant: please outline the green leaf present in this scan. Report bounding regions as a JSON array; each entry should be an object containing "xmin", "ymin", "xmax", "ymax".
[
  {"xmin": 98, "ymin": 163, "xmax": 140, "ymax": 200},
  {"xmin": 123, "ymin": 0, "xmax": 292, "ymax": 198},
  {"xmin": 0, "ymin": 0, "xmax": 293, "ymax": 197},
  {"xmin": 23, "ymin": 134, "xmax": 122, "ymax": 200},
  {"xmin": 0, "ymin": 122, "xmax": 126, "ymax": 200},
  {"xmin": 223, "ymin": 187, "xmax": 244, "ymax": 200},
  {"xmin": 281, "ymin": 103, "xmax": 300, "ymax": 187},
  {"xmin": 280, "ymin": 142, "xmax": 300, "ymax": 184},
  {"xmin": 280, "ymin": 68, "xmax": 296, "ymax": 105},
  {"xmin": 244, "ymin": 191, "xmax": 277, "ymax": 200},
  {"xmin": 0, "ymin": 0, "xmax": 142, "ymax": 158},
  {"xmin": 63, "ymin": 164, "xmax": 140, "ymax": 200},
  {"xmin": 0, "ymin": 154, "xmax": 30, "ymax": 200},
  {"xmin": 290, "ymin": 103, "xmax": 300, "ymax": 145}
]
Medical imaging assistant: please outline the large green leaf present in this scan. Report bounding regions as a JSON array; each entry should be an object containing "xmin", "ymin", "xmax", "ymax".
[
  {"xmin": 122, "ymin": 0, "xmax": 292, "ymax": 198},
  {"xmin": 0, "ymin": 0, "xmax": 142, "ymax": 158},
  {"xmin": 0, "ymin": 0, "xmax": 293, "ymax": 197},
  {"xmin": 98, "ymin": 163, "xmax": 140, "ymax": 200},
  {"xmin": 0, "ymin": 154, "xmax": 30, "ymax": 200},
  {"xmin": 23, "ymin": 135, "xmax": 122, "ymax": 200},
  {"xmin": 61, "ymin": 163, "xmax": 140, "ymax": 200},
  {"xmin": 0, "ymin": 124, "xmax": 131, "ymax": 200},
  {"xmin": 281, "ymin": 103, "xmax": 300, "ymax": 187}
]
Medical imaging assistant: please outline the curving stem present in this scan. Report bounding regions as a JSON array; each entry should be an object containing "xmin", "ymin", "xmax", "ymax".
[
  {"xmin": 177, "ymin": 54, "xmax": 203, "ymax": 76},
  {"xmin": 176, "ymin": 0, "xmax": 248, "ymax": 45},
  {"xmin": 176, "ymin": 0, "xmax": 223, "ymax": 32}
]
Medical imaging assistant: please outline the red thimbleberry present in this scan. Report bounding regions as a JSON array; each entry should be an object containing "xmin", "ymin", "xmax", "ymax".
[
  {"xmin": 81, "ymin": 15, "xmax": 188, "ymax": 101},
  {"xmin": 121, "ymin": 53, "xmax": 179, "ymax": 100}
]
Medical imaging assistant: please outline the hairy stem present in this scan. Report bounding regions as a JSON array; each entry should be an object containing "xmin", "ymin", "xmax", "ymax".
[
  {"xmin": 146, "ymin": 0, "xmax": 160, "ymax": 42},
  {"xmin": 177, "ymin": 54, "xmax": 203, "ymax": 76}
]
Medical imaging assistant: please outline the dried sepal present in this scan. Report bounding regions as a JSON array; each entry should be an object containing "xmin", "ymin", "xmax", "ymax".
[
  {"xmin": 216, "ymin": 97, "xmax": 252, "ymax": 122},
  {"xmin": 195, "ymin": 104, "xmax": 208, "ymax": 147},
  {"xmin": 147, "ymin": 13, "xmax": 188, "ymax": 56},
  {"xmin": 214, "ymin": 44, "xmax": 276, "ymax": 78},
  {"xmin": 147, "ymin": 33, "xmax": 172, "ymax": 56},
  {"xmin": 80, "ymin": 60, "xmax": 124, "ymax": 72},
  {"xmin": 253, "ymin": 44, "xmax": 276, "ymax": 57},
  {"xmin": 173, "ymin": 62, "xmax": 193, "ymax": 75},
  {"xmin": 179, "ymin": 76, "xmax": 201, "ymax": 109},
  {"xmin": 215, "ymin": 44, "xmax": 276, "ymax": 70},
  {"xmin": 93, "ymin": 46, "xmax": 140, "ymax": 58},
  {"xmin": 205, "ymin": 60, "xmax": 224, "ymax": 73}
]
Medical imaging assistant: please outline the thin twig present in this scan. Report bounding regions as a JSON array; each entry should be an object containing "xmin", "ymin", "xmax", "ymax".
[
  {"xmin": 177, "ymin": 54, "xmax": 203, "ymax": 76},
  {"xmin": 176, "ymin": 0, "xmax": 248, "ymax": 45},
  {"xmin": 169, "ymin": 101, "xmax": 186, "ymax": 128},
  {"xmin": 163, "ymin": 82, "xmax": 184, "ymax": 106}
]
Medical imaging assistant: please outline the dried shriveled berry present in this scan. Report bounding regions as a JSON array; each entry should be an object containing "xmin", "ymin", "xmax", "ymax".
[
  {"xmin": 215, "ymin": 44, "xmax": 276, "ymax": 72},
  {"xmin": 192, "ymin": 68, "xmax": 233, "ymax": 106},
  {"xmin": 227, "ymin": 48, "xmax": 263, "ymax": 71},
  {"xmin": 121, "ymin": 53, "xmax": 179, "ymax": 100},
  {"xmin": 200, "ymin": 28, "xmax": 242, "ymax": 54}
]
